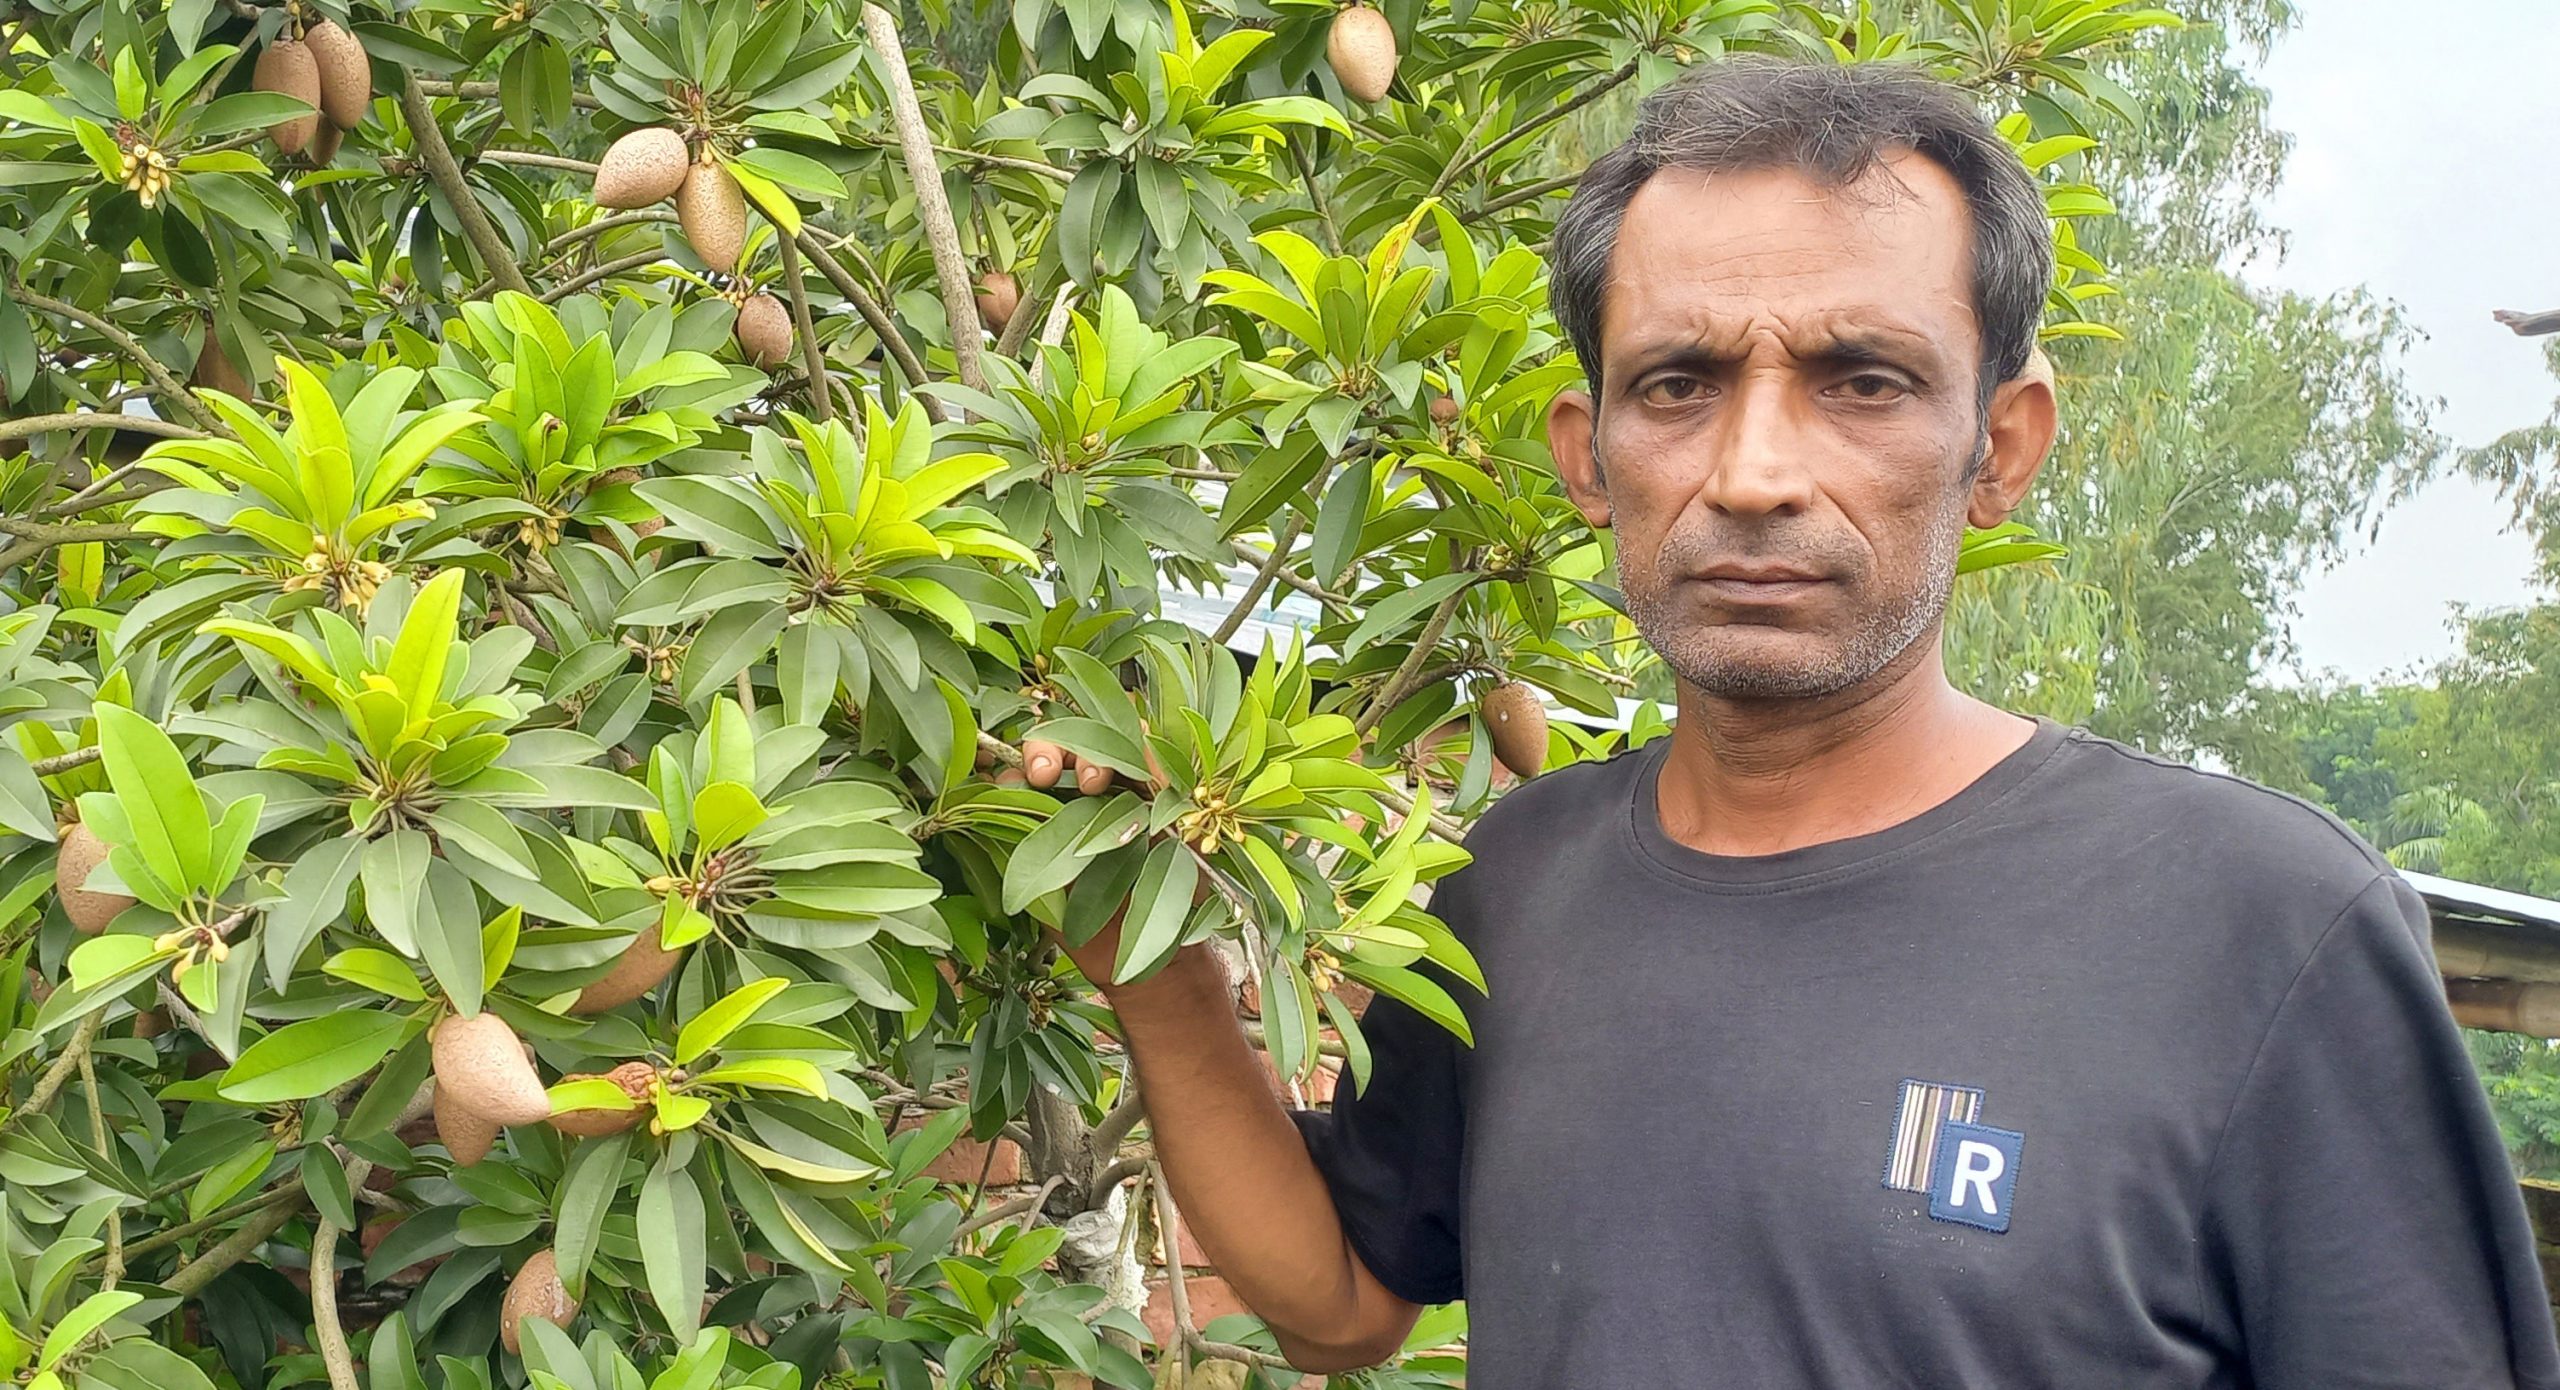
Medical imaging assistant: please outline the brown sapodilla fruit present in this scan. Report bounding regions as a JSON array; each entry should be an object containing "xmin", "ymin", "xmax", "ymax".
[
  {"xmin": 547, "ymin": 1061, "xmax": 656, "ymax": 1137},
  {"xmin": 973, "ymin": 270, "xmax": 1020, "ymax": 335},
  {"xmin": 192, "ymin": 331, "xmax": 251, "ymax": 399},
  {"xmin": 1428, "ymin": 393, "xmax": 1459, "ymax": 423},
  {"xmin": 303, "ymin": 19, "xmax": 371, "ymax": 128},
  {"xmin": 675, "ymin": 161, "xmax": 746, "ymax": 274},
  {"xmin": 593, "ymin": 127, "xmax": 690, "ymax": 210},
  {"xmin": 432, "ymin": 1081, "xmax": 501, "ymax": 1165},
  {"xmin": 430, "ymin": 1011, "xmax": 553, "ymax": 1125},
  {"xmin": 734, "ymin": 292, "xmax": 792, "ymax": 368},
  {"xmin": 570, "ymin": 923, "xmax": 682, "ymax": 1014},
  {"xmin": 253, "ymin": 39, "xmax": 322, "ymax": 155},
  {"xmin": 1479, "ymin": 680, "xmax": 1548, "ymax": 779},
  {"xmin": 501, "ymin": 1249, "xmax": 579, "ymax": 1355},
  {"xmin": 56, "ymin": 823, "xmax": 135, "ymax": 935},
  {"xmin": 1326, "ymin": 5, "xmax": 1398, "ymax": 104},
  {"xmin": 307, "ymin": 116, "xmax": 344, "ymax": 166}
]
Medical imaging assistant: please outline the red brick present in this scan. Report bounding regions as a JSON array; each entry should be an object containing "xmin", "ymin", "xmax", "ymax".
[
  {"xmin": 1142, "ymin": 1274, "xmax": 1252, "ymax": 1345},
  {"xmin": 1152, "ymin": 1206, "xmax": 1212, "ymax": 1268}
]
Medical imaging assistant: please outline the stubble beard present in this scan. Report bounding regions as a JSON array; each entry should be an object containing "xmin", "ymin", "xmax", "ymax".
[{"xmin": 1623, "ymin": 514, "xmax": 1961, "ymax": 702}]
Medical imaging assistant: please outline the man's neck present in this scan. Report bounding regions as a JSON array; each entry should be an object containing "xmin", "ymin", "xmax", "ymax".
[{"xmin": 1654, "ymin": 647, "xmax": 2036, "ymax": 859}]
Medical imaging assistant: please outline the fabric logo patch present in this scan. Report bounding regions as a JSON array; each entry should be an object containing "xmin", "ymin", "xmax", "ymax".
[
  {"xmin": 1882, "ymin": 1079, "xmax": 1983, "ymax": 1194},
  {"xmin": 1928, "ymin": 1121, "xmax": 2023, "ymax": 1233}
]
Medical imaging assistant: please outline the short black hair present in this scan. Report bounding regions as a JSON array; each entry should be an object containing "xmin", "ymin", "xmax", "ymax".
[{"xmin": 1549, "ymin": 58, "xmax": 2053, "ymax": 397}]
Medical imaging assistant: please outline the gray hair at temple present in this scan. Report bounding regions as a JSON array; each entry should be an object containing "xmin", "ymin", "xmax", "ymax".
[{"xmin": 1548, "ymin": 58, "xmax": 2054, "ymax": 401}]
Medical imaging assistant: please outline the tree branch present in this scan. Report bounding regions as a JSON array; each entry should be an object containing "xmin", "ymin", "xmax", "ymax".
[
  {"xmin": 6, "ymin": 288, "xmax": 225, "ymax": 434},
  {"xmin": 1229, "ymin": 540, "xmax": 1355, "ymax": 611},
  {"xmin": 164, "ymin": 1191, "xmax": 304, "ymax": 1296},
  {"xmin": 538, "ymin": 248, "xmax": 668, "ymax": 303},
  {"xmin": 418, "ymin": 78, "xmax": 601, "ymax": 110},
  {"xmin": 795, "ymin": 231, "xmax": 937, "ymax": 418},
  {"xmin": 1088, "ymin": 1085, "xmax": 1146, "ymax": 1164},
  {"xmin": 398, "ymin": 71, "xmax": 530, "ymax": 297},
  {"xmin": 0, "ymin": 413, "xmax": 205, "ymax": 447},
  {"xmin": 2495, "ymin": 308, "xmax": 2560, "ymax": 337},
  {"xmin": 79, "ymin": 1046, "xmax": 123, "ymax": 1288},
  {"xmin": 1353, "ymin": 578, "xmax": 1480, "ymax": 737},
  {"xmin": 480, "ymin": 148, "xmax": 599, "ymax": 176},
  {"xmin": 860, "ymin": 3, "xmax": 987, "ymax": 392},
  {"xmin": 0, "ymin": 520, "xmax": 144, "ymax": 574},
  {"xmin": 775, "ymin": 232, "xmax": 834, "ymax": 422},
  {"xmin": 1085, "ymin": 1152, "xmax": 1148, "ymax": 1208},
  {"xmin": 1439, "ymin": 58, "xmax": 1639, "ymax": 194},
  {"xmin": 1150, "ymin": 1162, "xmax": 1297, "ymax": 1372},
  {"xmin": 311, "ymin": 1152, "xmax": 374, "ymax": 1390}
]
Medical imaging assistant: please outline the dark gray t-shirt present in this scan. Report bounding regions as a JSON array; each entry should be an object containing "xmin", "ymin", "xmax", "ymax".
[{"xmin": 1293, "ymin": 719, "xmax": 2560, "ymax": 1389}]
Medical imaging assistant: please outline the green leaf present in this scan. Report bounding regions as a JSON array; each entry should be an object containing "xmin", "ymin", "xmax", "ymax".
[
  {"xmin": 553, "ymin": 1130, "xmax": 631, "ymax": 1297},
  {"xmin": 388, "ymin": 569, "xmax": 466, "ymax": 721},
  {"xmin": 1111, "ymin": 837, "xmax": 1198, "ymax": 982},
  {"xmin": 731, "ymin": 145, "xmax": 846, "ymax": 199},
  {"xmin": 1001, "ymin": 792, "xmax": 1141, "ymax": 915},
  {"xmin": 361, "ymin": 829, "xmax": 431, "ymax": 955},
  {"xmin": 687, "ymin": 1058, "xmax": 826, "ymax": 1098},
  {"xmin": 674, "ymin": 975, "xmax": 790, "ymax": 1064},
  {"xmin": 302, "ymin": 1146, "xmax": 357, "ymax": 1230},
  {"xmin": 637, "ymin": 1149, "xmax": 706, "ymax": 1345},
  {"xmin": 95, "ymin": 704, "xmax": 210, "ymax": 899},
  {"xmin": 690, "ymin": 780, "xmax": 769, "ymax": 854},
  {"xmin": 188, "ymin": 1139, "xmax": 276, "ymax": 1221},
  {"xmin": 36, "ymin": 1290, "xmax": 139, "ymax": 1370},
  {"xmin": 217, "ymin": 1010, "xmax": 410, "ymax": 1103},
  {"xmin": 66, "ymin": 935, "xmax": 168, "ymax": 992},
  {"xmin": 324, "ymin": 947, "xmax": 427, "ymax": 1001}
]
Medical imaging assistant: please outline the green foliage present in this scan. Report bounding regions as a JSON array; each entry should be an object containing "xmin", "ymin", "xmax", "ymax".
[{"xmin": 0, "ymin": 0, "xmax": 2175, "ymax": 1385}]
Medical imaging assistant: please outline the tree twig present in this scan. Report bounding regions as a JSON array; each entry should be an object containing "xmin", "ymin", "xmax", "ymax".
[
  {"xmin": 398, "ymin": 71, "xmax": 530, "ymax": 297},
  {"xmin": 1213, "ymin": 513, "xmax": 1306, "ymax": 644},
  {"xmin": 30, "ymin": 745, "xmax": 103, "ymax": 777},
  {"xmin": 775, "ymin": 232, "xmax": 833, "ymax": 422},
  {"xmin": 0, "ymin": 1013, "xmax": 102, "ymax": 1138},
  {"xmin": 6, "ymin": 289, "xmax": 225, "ymax": 434},
  {"xmin": 1288, "ymin": 134, "xmax": 1343, "ymax": 256},
  {"xmin": 860, "ymin": 2, "xmax": 986, "ymax": 392},
  {"xmin": 79, "ymin": 1045, "xmax": 124, "ymax": 1288},
  {"xmin": 1088, "ymin": 1085, "xmax": 1146, "ymax": 1164},
  {"xmin": 1229, "ymin": 540, "xmax": 1355, "ymax": 611},
  {"xmin": 1085, "ymin": 1152, "xmax": 1147, "ymax": 1207},
  {"xmin": 954, "ymin": 1175, "xmax": 1064, "ymax": 1239},
  {"xmin": 0, "ymin": 521, "xmax": 144, "ymax": 574}
]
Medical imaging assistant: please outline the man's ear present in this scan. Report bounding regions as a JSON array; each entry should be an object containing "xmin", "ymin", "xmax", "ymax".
[
  {"xmin": 1968, "ymin": 346, "xmax": 2059, "ymax": 530},
  {"xmin": 1548, "ymin": 387, "xmax": 1611, "ymax": 529}
]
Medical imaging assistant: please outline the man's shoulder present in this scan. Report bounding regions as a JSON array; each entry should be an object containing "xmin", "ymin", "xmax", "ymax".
[{"xmin": 2040, "ymin": 723, "xmax": 2394, "ymax": 909}]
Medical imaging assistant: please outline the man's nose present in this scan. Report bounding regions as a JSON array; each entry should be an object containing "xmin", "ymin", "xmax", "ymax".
[{"xmin": 1696, "ymin": 373, "xmax": 1817, "ymax": 518}]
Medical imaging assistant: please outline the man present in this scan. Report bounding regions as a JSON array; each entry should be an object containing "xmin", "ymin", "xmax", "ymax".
[{"xmin": 1050, "ymin": 59, "xmax": 2560, "ymax": 1387}]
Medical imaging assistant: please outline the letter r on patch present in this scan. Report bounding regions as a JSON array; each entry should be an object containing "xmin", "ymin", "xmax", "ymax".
[{"xmin": 1928, "ymin": 1121, "xmax": 2023, "ymax": 1233}]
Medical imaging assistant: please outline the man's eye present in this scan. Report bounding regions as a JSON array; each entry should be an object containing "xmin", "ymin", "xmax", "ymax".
[
  {"xmin": 1839, "ymin": 373, "xmax": 1907, "ymax": 400},
  {"xmin": 1639, "ymin": 376, "xmax": 1704, "ymax": 406}
]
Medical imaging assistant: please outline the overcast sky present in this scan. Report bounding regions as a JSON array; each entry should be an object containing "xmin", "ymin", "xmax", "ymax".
[{"xmin": 2252, "ymin": 0, "xmax": 2556, "ymax": 683}]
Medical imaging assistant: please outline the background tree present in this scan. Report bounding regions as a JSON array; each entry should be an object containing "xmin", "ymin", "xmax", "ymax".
[{"xmin": 0, "ymin": 2, "xmax": 2230, "ymax": 1387}]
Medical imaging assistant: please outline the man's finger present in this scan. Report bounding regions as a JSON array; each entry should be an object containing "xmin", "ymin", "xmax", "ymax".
[
  {"xmin": 1075, "ymin": 758, "xmax": 1115, "ymax": 795},
  {"xmin": 1023, "ymin": 738, "xmax": 1064, "ymax": 788}
]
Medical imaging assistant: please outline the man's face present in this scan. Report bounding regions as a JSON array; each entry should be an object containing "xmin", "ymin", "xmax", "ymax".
[{"xmin": 1547, "ymin": 155, "xmax": 2052, "ymax": 703}]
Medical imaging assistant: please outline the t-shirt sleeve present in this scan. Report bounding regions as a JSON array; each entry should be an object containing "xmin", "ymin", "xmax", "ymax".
[
  {"xmin": 1287, "ymin": 866, "xmax": 1474, "ymax": 1308},
  {"xmin": 2199, "ymin": 871, "xmax": 2560, "ymax": 1390}
]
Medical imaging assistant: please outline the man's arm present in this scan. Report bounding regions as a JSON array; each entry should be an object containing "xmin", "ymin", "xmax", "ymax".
[
  {"xmin": 1090, "ymin": 942, "xmax": 1425, "ymax": 1371},
  {"xmin": 2201, "ymin": 873, "xmax": 2560, "ymax": 1389}
]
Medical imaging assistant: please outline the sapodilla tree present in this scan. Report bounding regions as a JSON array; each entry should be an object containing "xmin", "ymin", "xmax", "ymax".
[{"xmin": 0, "ymin": 1, "xmax": 2167, "ymax": 1387}]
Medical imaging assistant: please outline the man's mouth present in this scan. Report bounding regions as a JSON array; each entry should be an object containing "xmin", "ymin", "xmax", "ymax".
[{"xmin": 1688, "ymin": 563, "xmax": 1827, "ymax": 599}]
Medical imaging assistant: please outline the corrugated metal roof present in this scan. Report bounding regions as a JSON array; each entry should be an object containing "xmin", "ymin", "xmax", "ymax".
[{"xmin": 2407, "ymin": 870, "xmax": 2560, "ymax": 936}]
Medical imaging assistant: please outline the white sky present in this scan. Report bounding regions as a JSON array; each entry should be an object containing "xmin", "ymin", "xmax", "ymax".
[{"xmin": 2251, "ymin": 0, "xmax": 2555, "ymax": 683}]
